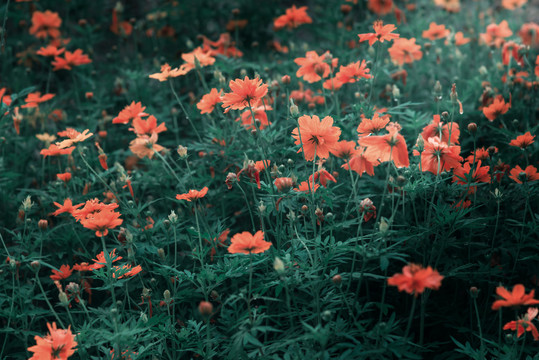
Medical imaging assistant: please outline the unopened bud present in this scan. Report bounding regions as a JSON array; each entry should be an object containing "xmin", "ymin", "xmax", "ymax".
[
  {"xmin": 59, "ymin": 291, "xmax": 69, "ymax": 306},
  {"xmin": 168, "ymin": 210, "xmax": 178, "ymax": 224},
  {"xmin": 38, "ymin": 219, "xmax": 48, "ymax": 230},
  {"xmin": 198, "ymin": 301, "xmax": 213, "ymax": 317},
  {"xmin": 177, "ymin": 145, "xmax": 188, "ymax": 158},
  {"xmin": 281, "ymin": 75, "xmax": 291, "ymax": 84},
  {"xmin": 158, "ymin": 248, "xmax": 165, "ymax": 260},
  {"xmin": 31, "ymin": 260, "xmax": 40, "ymax": 271},
  {"xmin": 290, "ymin": 102, "xmax": 299, "ymax": 117},
  {"xmin": 332, "ymin": 274, "xmax": 342, "ymax": 285},
  {"xmin": 163, "ymin": 290, "xmax": 171, "ymax": 303},
  {"xmin": 469, "ymin": 286, "xmax": 479, "ymax": 298},
  {"xmin": 379, "ymin": 218, "xmax": 389, "ymax": 234},
  {"xmin": 467, "ymin": 123, "xmax": 477, "ymax": 134},
  {"xmin": 274, "ymin": 257, "xmax": 285, "ymax": 274}
]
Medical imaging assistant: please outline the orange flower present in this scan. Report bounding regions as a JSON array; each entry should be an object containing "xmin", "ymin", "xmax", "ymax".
[
  {"xmin": 343, "ymin": 150, "xmax": 376, "ymax": 177},
  {"xmin": 331, "ymin": 60, "xmax": 371, "ymax": 87},
  {"xmin": 420, "ymin": 137, "xmax": 462, "ymax": 175},
  {"xmin": 29, "ymin": 11, "xmax": 62, "ymax": 39},
  {"xmin": 89, "ymin": 249, "xmax": 122, "ymax": 270},
  {"xmin": 480, "ymin": 21, "xmax": 513, "ymax": 48},
  {"xmin": 292, "ymin": 115, "xmax": 341, "ymax": 161},
  {"xmin": 309, "ymin": 168, "xmax": 337, "ymax": 187},
  {"xmin": 358, "ymin": 124, "xmax": 409, "ymax": 168},
  {"xmin": 36, "ymin": 45, "xmax": 65, "ymax": 57},
  {"xmin": 221, "ymin": 77, "xmax": 268, "ymax": 113},
  {"xmin": 113, "ymin": 101, "xmax": 149, "ymax": 124},
  {"xmin": 130, "ymin": 115, "xmax": 167, "ymax": 136},
  {"xmin": 273, "ymin": 5, "xmax": 312, "ymax": 31},
  {"xmin": 509, "ymin": 131, "xmax": 535, "ymax": 149},
  {"xmin": 0, "ymin": 88, "xmax": 12, "ymax": 106},
  {"xmin": 80, "ymin": 208, "xmax": 123, "ymax": 237},
  {"xmin": 492, "ymin": 284, "xmax": 539, "ymax": 310},
  {"xmin": 452, "ymin": 160, "xmax": 491, "ymax": 192},
  {"xmin": 453, "ymin": 32, "xmax": 471, "ymax": 46},
  {"xmin": 228, "ymin": 231, "xmax": 272, "ymax": 254},
  {"xmin": 357, "ymin": 113, "xmax": 390, "ymax": 137},
  {"xmin": 110, "ymin": 8, "xmax": 133, "ymax": 36},
  {"xmin": 294, "ymin": 180, "xmax": 320, "ymax": 193},
  {"xmin": 129, "ymin": 133, "xmax": 164, "ymax": 159},
  {"xmin": 40, "ymin": 144, "xmax": 75, "ymax": 157},
  {"xmin": 367, "ymin": 0, "xmax": 393, "ymax": 15},
  {"xmin": 176, "ymin": 187, "xmax": 209, "ymax": 202},
  {"xmin": 358, "ymin": 20, "xmax": 400, "ymax": 46},
  {"xmin": 294, "ymin": 51, "xmax": 337, "ymax": 83},
  {"xmin": 56, "ymin": 129, "xmax": 93, "ymax": 149},
  {"xmin": 274, "ymin": 177, "xmax": 294, "ymax": 192},
  {"xmin": 509, "ymin": 165, "xmax": 539, "ymax": 184},
  {"xmin": 421, "ymin": 115, "xmax": 460, "ymax": 145},
  {"xmin": 422, "ymin": 22, "xmax": 450, "ymax": 40},
  {"xmin": 197, "ymin": 88, "xmax": 223, "ymax": 114},
  {"xmin": 57, "ymin": 172, "xmax": 72, "ymax": 182},
  {"xmin": 52, "ymin": 50, "xmax": 92, "ymax": 71},
  {"xmin": 434, "ymin": 0, "xmax": 460, "ymax": 12},
  {"xmin": 387, "ymin": 263, "xmax": 444, "ymax": 296},
  {"xmin": 21, "ymin": 92, "xmax": 55, "ymax": 108},
  {"xmin": 180, "ymin": 47, "xmax": 216, "ymax": 73},
  {"xmin": 52, "ymin": 199, "xmax": 83, "ymax": 216},
  {"xmin": 149, "ymin": 63, "xmax": 187, "ymax": 82},
  {"xmin": 50, "ymin": 265, "xmax": 73, "ymax": 281},
  {"xmin": 483, "ymin": 96, "xmax": 510, "ymax": 121},
  {"xmin": 200, "ymin": 33, "xmax": 243, "ymax": 58},
  {"xmin": 72, "ymin": 199, "xmax": 119, "ymax": 222},
  {"xmin": 502, "ymin": 0, "xmax": 527, "ymax": 10},
  {"xmin": 519, "ymin": 23, "xmax": 539, "ymax": 47},
  {"xmin": 112, "ymin": 264, "xmax": 142, "ymax": 279},
  {"xmin": 503, "ymin": 307, "xmax": 539, "ymax": 341},
  {"xmin": 359, "ymin": 198, "xmax": 377, "ymax": 222},
  {"xmin": 333, "ymin": 140, "xmax": 358, "ymax": 160},
  {"xmin": 387, "ymin": 38, "xmax": 423, "ymax": 65},
  {"xmin": 28, "ymin": 322, "xmax": 77, "ymax": 360},
  {"xmin": 236, "ymin": 103, "xmax": 272, "ymax": 130}
]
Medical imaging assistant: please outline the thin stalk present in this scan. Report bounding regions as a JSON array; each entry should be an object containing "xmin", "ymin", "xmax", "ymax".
[
  {"xmin": 404, "ymin": 295, "xmax": 418, "ymax": 339},
  {"xmin": 169, "ymin": 80, "xmax": 202, "ymax": 141},
  {"xmin": 35, "ymin": 273, "xmax": 66, "ymax": 328}
]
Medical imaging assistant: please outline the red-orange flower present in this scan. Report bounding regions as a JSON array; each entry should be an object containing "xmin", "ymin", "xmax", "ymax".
[
  {"xmin": 29, "ymin": 11, "xmax": 62, "ymax": 39},
  {"xmin": 387, "ymin": 38, "xmax": 423, "ymax": 65},
  {"xmin": 358, "ymin": 124, "xmax": 409, "ymax": 168},
  {"xmin": 113, "ymin": 101, "xmax": 149, "ymax": 124},
  {"xmin": 180, "ymin": 47, "xmax": 216, "ymax": 74},
  {"xmin": 176, "ymin": 187, "xmax": 209, "ymax": 202},
  {"xmin": 343, "ymin": 150, "xmax": 376, "ymax": 177},
  {"xmin": 480, "ymin": 21, "xmax": 513, "ymax": 48},
  {"xmin": 130, "ymin": 115, "xmax": 167, "ymax": 136},
  {"xmin": 197, "ymin": 88, "xmax": 223, "ymax": 114},
  {"xmin": 452, "ymin": 160, "xmax": 491, "ymax": 192},
  {"xmin": 294, "ymin": 180, "xmax": 320, "ymax": 193},
  {"xmin": 80, "ymin": 209, "xmax": 123, "ymax": 237},
  {"xmin": 36, "ymin": 45, "xmax": 65, "ymax": 57},
  {"xmin": 483, "ymin": 96, "xmax": 510, "ymax": 121},
  {"xmin": 273, "ymin": 5, "xmax": 312, "ymax": 31},
  {"xmin": 387, "ymin": 263, "xmax": 444, "ymax": 296},
  {"xmin": 453, "ymin": 32, "xmax": 471, "ymax": 46},
  {"xmin": 509, "ymin": 131, "xmax": 535, "ymax": 149},
  {"xmin": 502, "ymin": 0, "xmax": 527, "ymax": 10},
  {"xmin": 358, "ymin": 20, "xmax": 400, "ymax": 46},
  {"xmin": 221, "ymin": 77, "xmax": 268, "ymax": 113},
  {"xmin": 129, "ymin": 133, "xmax": 164, "ymax": 159},
  {"xmin": 492, "ymin": 284, "xmax": 539, "ymax": 310},
  {"xmin": 149, "ymin": 63, "xmax": 187, "ymax": 82},
  {"xmin": 89, "ymin": 249, "xmax": 122, "ymax": 270},
  {"xmin": 57, "ymin": 172, "xmax": 72, "ymax": 182},
  {"xmin": 112, "ymin": 264, "xmax": 142, "ymax": 279},
  {"xmin": 295, "ymin": 51, "xmax": 337, "ymax": 83},
  {"xmin": 40, "ymin": 144, "xmax": 75, "ymax": 158},
  {"xmin": 52, "ymin": 199, "xmax": 84, "ymax": 216},
  {"xmin": 236, "ymin": 103, "xmax": 273, "ymax": 130},
  {"xmin": 228, "ymin": 231, "xmax": 272, "ymax": 254},
  {"xmin": 357, "ymin": 113, "xmax": 390, "ymax": 137},
  {"xmin": 330, "ymin": 60, "xmax": 371, "ymax": 89},
  {"xmin": 421, "ymin": 115, "xmax": 460, "ymax": 145},
  {"xmin": 21, "ymin": 92, "xmax": 55, "ymax": 108},
  {"xmin": 274, "ymin": 177, "xmax": 294, "ymax": 192},
  {"xmin": 50, "ymin": 265, "xmax": 73, "ymax": 281},
  {"xmin": 509, "ymin": 165, "xmax": 539, "ymax": 184},
  {"xmin": 28, "ymin": 322, "xmax": 77, "ymax": 360},
  {"xmin": 52, "ymin": 50, "xmax": 92, "ymax": 71},
  {"xmin": 292, "ymin": 115, "xmax": 341, "ymax": 161},
  {"xmin": 56, "ymin": 128, "xmax": 93, "ymax": 149},
  {"xmin": 367, "ymin": 0, "xmax": 393, "ymax": 15},
  {"xmin": 503, "ymin": 307, "xmax": 539, "ymax": 341},
  {"xmin": 421, "ymin": 137, "xmax": 463, "ymax": 174},
  {"xmin": 422, "ymin": 22, "xmax": 450, "ymax": 41}
]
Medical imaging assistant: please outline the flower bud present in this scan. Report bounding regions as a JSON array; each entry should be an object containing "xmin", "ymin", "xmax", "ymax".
[
  {"xmin": 158, "ymin": 248, "xmax": 166, "ymax": 260},
  {"xmin": 168, "ymin": 210, "xmax": 178, "ymax": 224},
  {"xmin": 163, "ymin": 290, "xmax": 171, "ymax": 303},
  {"xmin": 301, "ymin": 205, "xmax": 308, "ymax": 213},
  {"xmin": 290, "ymin": 103, "xmax": 299, "ymax": 117},
  {"xmin": 379, "ymin": 218, "xmax": 389, "ymax": 234},
  {"xmin": 38, "ymin": 219, "xmax": 48, "ymax": 230},
  {"xmin": 31, "ymin": 260, "xmax": 40, "ymax": 271},
  {"xmin": 198, "ymin": 301, "xmax": 213, "ymax": 317},
  {"xmin": 332, "ymin": 274, "xmax": 342, "ymax": 285},
  {"xmin": 469, "ymin": 286, "xmax": 479, "ymax": 298},
  {"xmin": 467, "ymin": 122, "xmax": 477, "ymax": 134},
  {"xmin": 177, "ymin": 145, "xmax": 188, "ymax": 158},
  {"xmin": 59, "ymin": 291, "xmax": 69, "ymax": 306},
  {"xmin": 281, "ymin": 75, "xmax": 291, "ymax": 84},
  {"xmin": 274, "ymin": 257, "xmax": 285, "ymax": 274}
]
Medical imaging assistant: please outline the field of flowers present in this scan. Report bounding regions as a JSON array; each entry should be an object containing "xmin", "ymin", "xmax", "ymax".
[{"xmin": 0, "ymin": 0, "xmax": 538, "ymax": 359}]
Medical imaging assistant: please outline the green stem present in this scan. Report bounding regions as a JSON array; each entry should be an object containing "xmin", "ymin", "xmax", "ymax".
[{"xmin": 169, "ymin": 80, "xmax": 202, "ymax": 142}]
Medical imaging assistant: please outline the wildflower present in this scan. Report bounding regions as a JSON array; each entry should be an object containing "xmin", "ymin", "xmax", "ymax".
[
  {"xmin": 420, "ymin": 137, "xmax": 463, "ymax": 174},
  {"xmin": 294, "ymin": 180, "xmax": 320, "ymax": 194},
  {"xmin": 221, "ymin": 77, "xmax": 268, "ymax": 113},
  {"xmin": 56, "ymin": 129, "xmax": 93, "ymax": 149},
  {"xmin": 52, "ymin": 199, "xmax": 83, "ymax": 216},
  {"xmin": 112, "ymin": 264, "xmax": 142, "ymax": 279},
  {"xmin": 387, "ymin": 38, "xmax": 423, "ymax": 65},
  {"xmin": 52, "ymin": 50, "xmax": 92, "ymax": 71},
  {"xmin": 453, "ymin": 32, "xmax": 471, "ymax": 46},
  {"xmin": 28, "ymin": 322, "xmax": 77, "ymax": 360},
  {"xmin": 80, "ymin": 209, "xmax": 123, "ymax": 237},
  {"xmin": 330, "ymin": 60, "xmax": 371, "ymax": 89},
  {"xmin": 388, "ymin": 263, "xmax": 444, "ymax": 296},
  {"xmin": 502, "ymin": 0, "xmax": 528, "ymax": 10},
  {"xmin": 180, "ymin": 47, "xmax": 216, "ymax": 74},
  {"xmin": 90, "ymin": 249, "xmax": 122, "ymax": 270},
  {"xmin": 344, "ymin": 150, "xmax": 376, "ymax": 177},
  {"xmin": 36, "ymin": 45, "xmax": 65, "ymax": 57},
  {"xmin": 291, "ymin": 115, "xmax": 341, "ymax": 161},
  {"xmin": 36, "ymin": 133, "xmax": 57, "ymax": 144},
  {"xmin": 358, "ymin": 20, "xmax": 400, "ymax": 46},
  {"xmin": 492, "ymin": 284, "xmax": 539, "ymax": 310},
  {"xmin": 148, "ymin": 63, "xmax": 187, "ymax": 82},
  {"xmin": 422, "ymin": 22, "xmax": 450, "ymax": 40},
  {"xmin": 50, "ymin": 265, "xmax": 73, "ymax": 281},
  {"xmin": 309, "ymin": 168, "xmax": 337, "ymax": 187},
  {"xmin": 274, "ymin": 177, "xmax": 294, "ymax": 192},
  {"xmin": 12, "ymin": 107, "xmax": 22, "ymax": 135},
  {"xmin": 72, "ymin": 199, "xmax": 119, "ymax": 222},
  {"xmin": 176, "ymin": 187, "xmax": 209, "ymax": 202},
  {"xmin": 236, "ymin": 103, "xmax": 273, "ymax": 130},
  {"xmin": 483, "ymin": 96, "xmax": 510, "ymax": 121},
  {"xmin": 503, "ymin": 307, "xmax": 539, "ymax": 341},
  {"xmin": 294, "ymin": 51, "xmax": 337, "ymax": 83},
  {"xmin": 358, "ymin": 124, "xmax": 409, "ymax": 168},
  {"xmin": 197, "ymin": 88, "xmax": 223, "ymax": 114},
  {"xmin": 421, "ymin": 115, "xmax": 460, "ymax": 145},
  {"xmin": 333, "ymin": 140, "xmax": 358, "ymax": 160},
  {"xmin": 367, "ymin": 0, "xmax": 393, "ymax": 15},
  {"xmin": 359, "ymin": 198, "xmax": 377, "ymax": 222},
  {"xmin": 129, "ymin": 133, "xmax": 164, "ymax": 159},
  {"xmin": 228, "ymin": 230, "xmax": 272, "ymax": 254},
  {"xmin": 480, "ymin": 21, "xmax": 513, "ymax": 48},
  {"xmin": 57, "ymin": 172, "xmax": 72, "ymax": 182},
  {"xmin": 509, "ymin": 165, "xmax": 539, "ymax": 184},
  {"xmin": 200, "ymin": 33, "xmax": 243, "ymax": 58},
  {"xmin": 40, "ymin": 144, "xmax": 75, "ymax": 157},
  {"xmin": 357, "ymin": 113, "xmax": 391, "ymax": 137},
  {"xmin": 509, "ymin": 132, "xmax": 535, "ymax": 149},
  {"xmin": 452, "ymin": 160, "xmax": 491, "ymax": 192},
  {"xmin": 519, "ymin": 23, "xmax": 539, "ymax": 47},
  {"xmin": 273, "ymin": 5, "xmax": 312, "ymax": 31},
  {"xmin": 110, "ymin": 8, "xmax": 133, "ymax": 36},
  {"xmin": 130, "ymin": 115, "xmax": 167, "ymax": 136},
  {"xmin": 113, "ymin": 101, "xmax": 149, "ymax": 124},
  {"xmin": 434, "ymin": 0, "xmax": 461, "ymax": 12},
  {"xmin": 29, "ymin": 11, "xmax": 62, "ymax": 39},
  {"xmin": 21, "ymin": 92, "xmax": 55, "ymax": 108}
]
